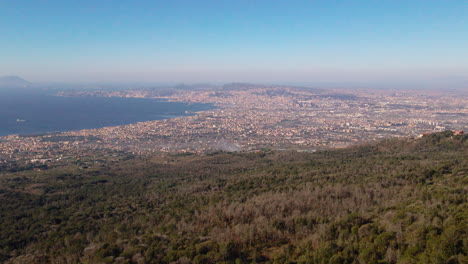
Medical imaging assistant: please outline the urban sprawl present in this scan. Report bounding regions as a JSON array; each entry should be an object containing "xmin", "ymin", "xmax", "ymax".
[{"xmin": 1, "ymin": 83, "xmax": 466, "ymax": 170}]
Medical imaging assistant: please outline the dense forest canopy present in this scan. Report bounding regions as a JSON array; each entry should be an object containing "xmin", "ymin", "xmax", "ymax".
[{"xmin": 0, "ymin": 131, "xmax": 466, "ymax": 263}]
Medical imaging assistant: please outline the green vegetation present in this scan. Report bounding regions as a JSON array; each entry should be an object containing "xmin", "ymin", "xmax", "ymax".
[{"xmin": 0, "ymin": 131, "xmax": 466, "ymax": 263}]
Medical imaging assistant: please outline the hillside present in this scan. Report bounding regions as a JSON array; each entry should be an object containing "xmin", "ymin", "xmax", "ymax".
[
  {"xmin": 0, "ymin": 131, "xmax": 466, "ymax": 264},
  {"xmin": 0, "ymin": 76, "xmax": 31, "ymax": 88}
]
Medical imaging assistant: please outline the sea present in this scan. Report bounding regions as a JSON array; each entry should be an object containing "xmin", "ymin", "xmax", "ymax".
[{"xmin": 0, "ymin": 89, "xmax": 214, "ymax": 137}]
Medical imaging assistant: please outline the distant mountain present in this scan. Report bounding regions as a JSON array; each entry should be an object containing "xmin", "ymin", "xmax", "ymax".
[{"xmin": 0, "ymin": 75, "xmax": 31, "ymax": 87}]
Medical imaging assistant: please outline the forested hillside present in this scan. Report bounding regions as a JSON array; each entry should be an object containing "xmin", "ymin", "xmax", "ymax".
[{"xmin": 0, "ymin": 131, "xmax": 466, "ymax": 264}]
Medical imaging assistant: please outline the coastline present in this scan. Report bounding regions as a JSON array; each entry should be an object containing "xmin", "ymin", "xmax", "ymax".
[
  {"xmin": 0, "ymin": 94, "xmax": 217, "ymax": 138},
  {"xmin": 1, "ymin": 86, "xmax": 466, "ymax": 169}
]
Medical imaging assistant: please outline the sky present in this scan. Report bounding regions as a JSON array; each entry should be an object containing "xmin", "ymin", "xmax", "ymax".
[{"xmin": 0, "ymin": 0, "xmax": 467, "ymax": 85}]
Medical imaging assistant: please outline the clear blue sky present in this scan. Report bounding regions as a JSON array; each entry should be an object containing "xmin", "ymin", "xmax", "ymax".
[{"xmin": 0, "ymin": 0, "xmax": 467, "ymax": 84}]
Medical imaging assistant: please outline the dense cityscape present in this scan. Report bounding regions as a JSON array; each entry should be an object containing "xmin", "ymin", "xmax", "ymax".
[
  {"xmin": 0, "ymin": 83, "xmax": 466, "ymax": 170},
  {"xmin": 2, "ymin": 1, "xmax": 468, "ymax": 263}
]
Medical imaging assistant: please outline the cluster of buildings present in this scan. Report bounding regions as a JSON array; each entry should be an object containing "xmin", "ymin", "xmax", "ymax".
[{"xmin": 1, "ymin": 85, "xmax": 466, "ymax": 169}]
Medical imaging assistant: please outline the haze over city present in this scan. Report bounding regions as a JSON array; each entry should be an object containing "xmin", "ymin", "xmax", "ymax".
[
  {"xmin": 1, "ymin": 0, "xmax": 467, "ymax": 88},
  {"xmin": 1, "ymin": 1, "xmax": 468, "ymax": 264}
]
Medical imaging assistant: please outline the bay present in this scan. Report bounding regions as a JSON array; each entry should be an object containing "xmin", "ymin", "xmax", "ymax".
[{"xmin": 0, "ymin": 89, "xmax": 214, "ymax": 137}]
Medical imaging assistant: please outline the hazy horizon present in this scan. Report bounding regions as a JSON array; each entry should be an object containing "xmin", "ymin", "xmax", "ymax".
[{"xmin": 1, "ymin": 1, "xmax": 467, "ymax": 86}]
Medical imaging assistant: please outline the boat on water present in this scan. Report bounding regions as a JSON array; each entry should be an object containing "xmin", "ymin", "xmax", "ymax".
[{"xmin": 16, "ymin": 119, "xmax": 26, "ymax": 122}]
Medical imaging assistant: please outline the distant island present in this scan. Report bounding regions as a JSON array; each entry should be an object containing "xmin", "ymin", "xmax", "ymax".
[{"xmin": 0, "ymin": 75, "xmax": 31, "ymax": 88}]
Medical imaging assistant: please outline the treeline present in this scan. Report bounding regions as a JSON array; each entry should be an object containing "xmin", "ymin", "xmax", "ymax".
[{"xmin": 0, "ymin": 131, "xmax": 466, "ymax": 263}]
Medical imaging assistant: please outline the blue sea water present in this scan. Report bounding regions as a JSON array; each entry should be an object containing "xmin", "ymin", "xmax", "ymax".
[{"xmin": 0, "ymin": 89, "xmax": 214, "ymax": 137}]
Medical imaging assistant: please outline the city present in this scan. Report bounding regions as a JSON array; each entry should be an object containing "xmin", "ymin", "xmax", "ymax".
[
  {"xmin": 1, "ymin": 83, "xmax": 466, "ymax": 170},
  {"xmin": 1, "ymin": 1, "xmax": 467, "ymax": 262}
]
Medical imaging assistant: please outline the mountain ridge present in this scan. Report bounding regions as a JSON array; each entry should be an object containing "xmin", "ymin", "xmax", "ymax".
[{"xmin": 0, "ymin": 75, "xmax": 31, "ymax": 87}]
